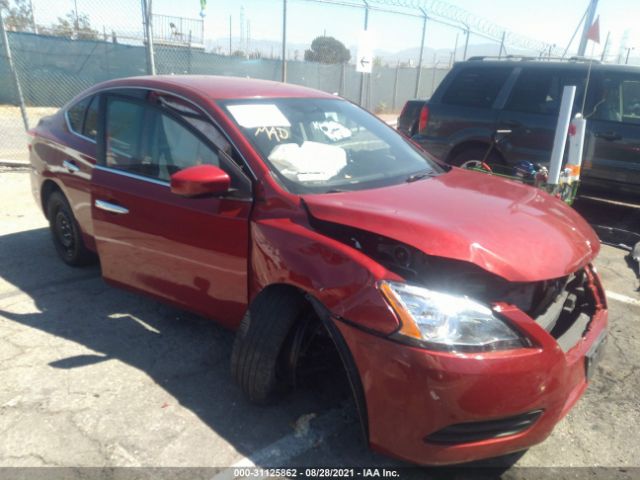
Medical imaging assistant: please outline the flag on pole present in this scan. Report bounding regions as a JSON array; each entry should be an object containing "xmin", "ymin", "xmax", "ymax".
[
  {"xmin": 200, "ymin": 0, "xmax": 207, "ymax": 18},
  {"xmin": 587, "ymin": 15, "xmax": 600, "ymax": 44}
]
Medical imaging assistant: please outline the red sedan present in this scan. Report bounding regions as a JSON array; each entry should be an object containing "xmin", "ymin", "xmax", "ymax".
[{"xmin": 28, "ymin": 75, "xmax": 608, "ymax": 465}]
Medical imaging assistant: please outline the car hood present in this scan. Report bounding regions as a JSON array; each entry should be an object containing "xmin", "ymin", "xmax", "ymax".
[{"xmin": 302, "ymin": 169, "xmax": 599, "ymax": 282}]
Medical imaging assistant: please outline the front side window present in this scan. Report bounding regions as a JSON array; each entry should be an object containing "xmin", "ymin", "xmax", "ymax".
[
  {"xmin": 104, "ymin": 94, "xmax": 249, "ymax": 193},
  {"xmin": 221, "ymin": 98, "xmax": 442, "ymax": 194},
  {"xmin": 441, "ymin": 67, "xmax": 511, "ymax": 108},
  {"xmin": 105, "ymin": 98, "xmax": 146, "ymax": 169},
  {"xmin": 587, "ymin": 74, "xmax": 640, "ymax": 124}
]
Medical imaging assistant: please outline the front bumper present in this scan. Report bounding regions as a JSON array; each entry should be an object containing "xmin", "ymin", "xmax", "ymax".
[{"xmin": 336, "ymin": 281, "xmax": 608, "ymax": 466}]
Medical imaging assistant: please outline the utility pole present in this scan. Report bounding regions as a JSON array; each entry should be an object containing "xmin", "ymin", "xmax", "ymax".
[
  {"xmin": 414, "ymin": 7, "xmax": 427, "ymax": 98},
  {"xmin": 577, "ymin": 0, "xmax": 598, "ymax": 57},
  {"xmin": 281, "ymin": 0, "xmax": 287, "ymax": 82}
]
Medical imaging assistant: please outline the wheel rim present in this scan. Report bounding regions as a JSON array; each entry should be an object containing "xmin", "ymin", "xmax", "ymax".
[
  {"xmin": 54, "ymin": 210, "xmax": 75, "ymax": 255},
  {"xmin": 460, "ymin": 159, "xmax": 484, "ymax": 169}
]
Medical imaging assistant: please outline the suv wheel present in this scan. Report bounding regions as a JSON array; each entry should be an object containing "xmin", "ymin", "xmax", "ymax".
[
  {"xmin": 47, "ymin": 191, "xmax": 96, "ymax": 266},
  {"xmin": 451, "ymin": 146, "xmax": 504, "ymax": 169}
]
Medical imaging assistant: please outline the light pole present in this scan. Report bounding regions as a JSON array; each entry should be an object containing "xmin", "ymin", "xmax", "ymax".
[{"xmin": 626, "ymin": 47, "xmax": 635, "ymax": 65}]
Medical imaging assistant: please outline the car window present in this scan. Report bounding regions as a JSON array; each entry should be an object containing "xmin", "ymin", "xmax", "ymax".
[
  {"xmin": 148, "ymin": 111, "xmax": 221, "ymax": 182},
  {"xmin": 66, "ymin": 96, "xmax": 91, "ymax": 134},
  {"xmin": 105, "ymin": 97, "xmax": 146, "ymax": 169},
  {"xmin": 83, "ymin": 96, "xmax": 99, "ymax": 140},
  {"xmin": 221, "ymin": 98, "xmax": 442, "ymax": 194},
  {"xmin": 441, "ymin": 67, "xmax": 511, "ymax": 108},
  {"xmin": 506, "ymin": 69, "xmax": 586, "ymax": 116},
  {"xmin": 104, "ymin": 95, "xmax": 249, "ymax": 194},
  {"xmin": 587, "ymin": 74, "xmax": 640, "ymax": 124}
]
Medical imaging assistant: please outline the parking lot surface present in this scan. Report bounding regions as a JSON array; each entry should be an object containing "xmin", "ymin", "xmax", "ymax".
[{"xmin": 0, "ymin": 169, "xmax": 639, "ymax": 472}]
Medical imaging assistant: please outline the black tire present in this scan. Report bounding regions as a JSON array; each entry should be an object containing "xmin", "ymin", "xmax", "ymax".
[
  {"xmin": 450, "ymin": 146, "xmax": 504, "ymax": 169},
  {"xmin": 231, "ymin": 287, "xmax": 308, "ymax": 404},
  {"xmin": 46, "ymin": 191, "xmax": 95, "ymax": 267}
]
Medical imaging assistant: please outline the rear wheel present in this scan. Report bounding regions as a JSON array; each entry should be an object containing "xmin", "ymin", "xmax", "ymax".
[
  {"xmin": 450, "ymin": 146, "xmax": 504, "ymax": 170},
  {"xmin": 46, "ymin": 191, "xmax": 95, "ymax": 266}
]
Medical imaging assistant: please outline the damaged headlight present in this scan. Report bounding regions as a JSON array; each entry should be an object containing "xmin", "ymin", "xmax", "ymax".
[{"xmin": 379, "ymin": 281, "xmax": 528, "ymax": 352}]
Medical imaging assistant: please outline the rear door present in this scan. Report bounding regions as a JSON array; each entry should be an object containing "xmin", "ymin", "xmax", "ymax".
[
  {"xmin": 91, "ymin": 90, "xmax": 253, "ymax": 328},
  {"xmin": 497, "ymin": 67, "xmax": 587, "ymax": 166},
  {"xmin": 418, "ymin": 65, "xmax": 512, "ymax": 160},
  {"xmin": 583, "ymin": 71, "xmax": 640, "ymax": 192}
]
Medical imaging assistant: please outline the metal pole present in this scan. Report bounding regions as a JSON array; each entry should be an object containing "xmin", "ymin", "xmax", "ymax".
[
  {"xmin": 452, "ymin": 32, "xmax": 458, "ymax": 63},
  {"xmin": 577, "ymin": 0, "xmax": 598, "ymax": 57},
  {"xmin": 359, "ymin": 2, "xmax": 369, "ymax": 107},
  {"xmin": 141, "ymin": 0, "xmax": 155, "ymax": 75},
  {"xmin": 392, "ymin": 61, "xmax": 399, "ymax": 111},
  {"xmin": 281, "ymin": 0, "xmax": 287, "ymax": 82},
  {"xmin": 498, "ymin": 31, "xmax": 505, "ymax": 58},
  {"xmin": 29, "ymin": 0, "xmax": 37, "ymax": 33},
  {"xmin": 0, "ymin": 9, "xmax": 29, "ymax": 131},
  {"xmin": 229, "ymin": 15, "xmax": 232, "ymax": 55},
  {"xmin": 600, "ymin": 31, "xmax": 610, "ymax": 61},
  {"xmin": 462, "ymin": 27, "xmax": 469, "ymax": 60},
  {"xmin": 414, "ymin": 8, "xmax": 427, "ymax": 98},
  {"xmin": 73, "ymin": 0, "xmax": 79, "ymax": 33},
  {"xmin": 626, "ymin": 47, "xmax": 634, "ymax": 65}
]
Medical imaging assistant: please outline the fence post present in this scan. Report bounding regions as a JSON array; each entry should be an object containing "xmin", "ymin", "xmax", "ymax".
[
  {"xmin": 462, "ymin": 26, "xmax": 470, "ymax": 60},
  {"xmin": 358, "ymin": 1, "xmax": 369, "ymax": 108},
  {"xmin": 141, "ymin": 0, "xmax": 156, "ymax": 75},
  {"xmin": 498, "ymin": 31, "xmax": 506, "ymax": 58},
  {"xmin": 392, "ymin": 62, "xmax": 399, "ymax": 111},
  {"xmin": 414, "ymin": 8, "xmax": 427, "ymax": 98},
  {"xmin": 0, "ymin": 9, "xmax": 29, "ymax": 131},
  {"xmin": 281, "ymin": 0, "xmax": 287, "ymax": 82}
]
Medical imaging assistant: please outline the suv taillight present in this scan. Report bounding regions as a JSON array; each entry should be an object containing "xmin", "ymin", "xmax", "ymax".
[{"xmin": 418, "ymin": 104, "xmax": 429, "ymax": 133}]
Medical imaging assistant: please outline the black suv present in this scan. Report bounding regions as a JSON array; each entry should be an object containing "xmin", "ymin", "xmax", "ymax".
[{"xmin": 399, "ymin": 58, "xmax": 640, "ymax": 195}]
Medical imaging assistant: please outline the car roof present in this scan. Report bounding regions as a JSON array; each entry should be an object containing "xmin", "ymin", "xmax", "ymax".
[
  {"xmin": 456, "ymin": 60, "xmax": 640, "ymax": 75},
  {"xmin": 91, "ymin": 75, "xmax": 337, "ymax": 101}
]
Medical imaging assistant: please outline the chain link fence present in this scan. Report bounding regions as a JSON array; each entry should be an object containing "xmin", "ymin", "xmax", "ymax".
[{"xmin": 0, "ymin": 0, "xmax": 603, "ymax": 162}]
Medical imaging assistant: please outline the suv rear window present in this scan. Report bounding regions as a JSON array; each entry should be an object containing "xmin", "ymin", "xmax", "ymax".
[{"xmin": 441, "ymin": 67, "xmax": 511, "ymax": 108}]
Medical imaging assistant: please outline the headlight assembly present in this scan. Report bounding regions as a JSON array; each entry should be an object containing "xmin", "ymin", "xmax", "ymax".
[{"xmin": 379, "ymin": 281, "xmax": 529, "ymax": 352}]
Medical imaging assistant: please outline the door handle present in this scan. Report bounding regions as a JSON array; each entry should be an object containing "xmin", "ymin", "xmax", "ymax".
[
  {"xmin": 595, "ymin": 131, "xmax": 622, "ymax": 141},
  {"xmin": 95, "ymin": 199, "xmax": 129, "ymax": 215},
  {"xmin": 63, "ymin": 159, "xmax": 80, "ymax": 173},
  {"xmin": 501, "ymin": 120, "xmax": 521, "ymax": 128}
]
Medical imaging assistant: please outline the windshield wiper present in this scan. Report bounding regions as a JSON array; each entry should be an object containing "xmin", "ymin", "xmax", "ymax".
[{"xmin": 405, "ymin": 171, "xmax": 436, "ymax": 183}]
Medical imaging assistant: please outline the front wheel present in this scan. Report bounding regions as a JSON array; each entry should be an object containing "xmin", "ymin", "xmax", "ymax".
[
  {"xmin": 450, "ymin": 146, "xmax": 504, "ymax": 170},
  {"xmin": 46, "ymin": 191, "xmax": 96, "ymax": 266}
]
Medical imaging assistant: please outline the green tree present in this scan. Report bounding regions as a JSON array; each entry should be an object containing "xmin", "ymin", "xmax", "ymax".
[
  {"xmin": 45, "ymin": 11, "xmax": 99, "ymax": 40},
  {"xmin": 304, "ymin": 36, "xmax": 350, "ymax": 64},
  {"xmin": 0, "ymin": 0, "xmax": 35, "ymax": 32}
]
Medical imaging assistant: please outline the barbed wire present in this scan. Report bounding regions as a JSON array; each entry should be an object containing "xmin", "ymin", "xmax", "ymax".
[{"xmin": 363, "ymin": 0, "xmax": 563, "ymax": 55}]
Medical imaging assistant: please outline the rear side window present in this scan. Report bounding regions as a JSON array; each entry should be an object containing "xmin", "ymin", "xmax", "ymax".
[
  {"xmin": 441, "ymin": 67, "xmax": 511, "ymax": 108},
  {"xmin": 66, "ymin": 96, "xmax": 91, "ymax": 134},
  {"xmin": 506, "ymin": 69, "xmax": 586, "ymax": 116},
  {"xmin": 83, "ymin": 96, "xmax": 99, "ymax": 140},
  {"xmin": 586, "ymin": 73, "xmax": 640, "ymax": 124}
]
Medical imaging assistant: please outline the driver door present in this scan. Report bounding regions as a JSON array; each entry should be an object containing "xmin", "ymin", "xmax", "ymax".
[{"xmin": 91, "ymin": 90, "xmax": 253, "ymax": 328}]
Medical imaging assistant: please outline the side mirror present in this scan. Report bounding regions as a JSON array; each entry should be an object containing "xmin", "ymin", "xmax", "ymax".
[{"xmin": 170, "ymin": 165, "xmax": 231, "ymax": 197}]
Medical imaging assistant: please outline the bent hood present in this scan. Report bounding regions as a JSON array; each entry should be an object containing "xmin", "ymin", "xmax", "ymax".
[{"xmin": 302, "ymin": 169, "xmax": 599, "ymax": 282}]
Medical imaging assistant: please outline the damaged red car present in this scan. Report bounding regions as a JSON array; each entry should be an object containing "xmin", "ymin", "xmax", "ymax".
[{"xmin": 29, "ymin": 75, "xmax": 608, "ymax": 465}]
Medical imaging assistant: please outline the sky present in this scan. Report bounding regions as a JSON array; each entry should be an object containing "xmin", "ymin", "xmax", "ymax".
[{"xmin": 31, "ymin": 0, "xmax": 640, "ymax": 62}]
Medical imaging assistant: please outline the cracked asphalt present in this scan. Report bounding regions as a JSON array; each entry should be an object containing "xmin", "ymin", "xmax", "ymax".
[{"xmin": 0, "ymin": 169, "xmax": 639, "ymax": 472}]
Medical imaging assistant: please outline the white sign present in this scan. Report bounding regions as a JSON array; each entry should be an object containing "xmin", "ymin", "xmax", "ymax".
[
  {"xmin": 356, "ymin": 30, "xmax": 374, "ymax": 74},
  {"xmin": 226, "ymin": 104, "xmax": 290, "ymax": 128}
]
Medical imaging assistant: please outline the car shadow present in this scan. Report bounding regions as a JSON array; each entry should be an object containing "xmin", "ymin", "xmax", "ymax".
[
  {"xmin": 0, "ymin": 227, "xmax": 531, "ymax": 474},
  {"xmin": 0, "ymin": 226, "xmax": 389, "ymax": 468}
]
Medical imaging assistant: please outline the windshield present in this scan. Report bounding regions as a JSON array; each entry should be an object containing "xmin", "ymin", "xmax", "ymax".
[{"xmin": 220, "ymin": 98, "xmax": 442, "ymax": 194}]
